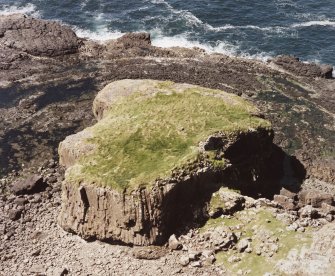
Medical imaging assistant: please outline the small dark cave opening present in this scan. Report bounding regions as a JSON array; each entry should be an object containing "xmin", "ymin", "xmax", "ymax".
[{"xmin": 224, "ymin": 143, "xmax": 306, "ymax": 199}]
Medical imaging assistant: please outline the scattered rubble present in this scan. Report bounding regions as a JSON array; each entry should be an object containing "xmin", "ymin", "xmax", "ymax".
[
  {"xmin": 10, "ymin": 175, "xmax": 47, "ymax": 195},
  {"xmin": 1, "ymin": 162, "xmax": 335, "ymax": 275}
]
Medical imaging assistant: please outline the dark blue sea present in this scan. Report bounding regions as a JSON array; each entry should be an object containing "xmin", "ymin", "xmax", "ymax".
[{"xmin": 1, "ymin": 0, "xmax": 334, "ymax": 66}]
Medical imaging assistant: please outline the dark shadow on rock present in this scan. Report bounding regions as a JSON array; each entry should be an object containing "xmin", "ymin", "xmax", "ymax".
[
  {"xmin": 168, "ymin": 142, "xmax": 306, "ymax": 240},
  {"xmin": 0, "ymin": 121, "xmax": 81, "ymax": 176},
  {"xmin": 35, "ymin": 78, "xmax": 97, "ymax": 110},
  {"xmin": 226, "ymin": 144, "xmax": 306, "ymax": 199},
  {"xmin": 0, "ymin": 74, "xmax": 98, "ymax": 177},
  {"xmin": 11, "ymin": 175, "xmax": 48, "ymax": 195}
]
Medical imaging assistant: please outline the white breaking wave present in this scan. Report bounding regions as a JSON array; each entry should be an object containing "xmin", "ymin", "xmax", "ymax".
[
  {"xmin": 72, "ymin": 24, "xmax": 272, "ymax": 62},
  {"xmin": 207, "ymin": 24, "xmax": 288, "ymax": 34},
  {"xmin": 208, "ymin": 21, "xmax": 335, "ymax": 33},
  {"xmin": 275, "ymin": 0, "xmax": 298, "ymax": 9},
  {"xmin": 149, "ymin": 0, "xmax": 213, "ymax": 30},
  {"xmin": 0, "ymin": 3, "xmax": 40, "ymax": 17},
  {"xmin": 74, "ymin": 26, "xmax": 123, "ymax": 42},
  {"xmin": 130, "ymin": 0, "xmax": 335, "ymax": 40},
  {"xmin": 292, "ymin": 20, "xmax": 335, "ymax": 27},
  {"xmin": 150, "ymin": 31, "xmax": 237, "ymax": 56},
  {"xmin": 150, "ymin": 31, "xmax": 272, "ymax": 62}
]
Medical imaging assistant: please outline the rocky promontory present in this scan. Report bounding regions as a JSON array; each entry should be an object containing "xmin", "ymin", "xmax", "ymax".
[{"xmin": 58, "ymin": 79, "xmax": 273, "ymax": 245}]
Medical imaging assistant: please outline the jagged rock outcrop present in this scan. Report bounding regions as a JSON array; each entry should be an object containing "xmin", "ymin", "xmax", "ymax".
[
  {"xmin": 272, "ymin": 55, "xmax": 333, "ymax": 79},
  {"xmin": 0, "ymin": 14, "xmax": 81, "ymax": 57},
  {"xmin": 58, "ymin": 79, "xmax": 274, "ymax": 245}
]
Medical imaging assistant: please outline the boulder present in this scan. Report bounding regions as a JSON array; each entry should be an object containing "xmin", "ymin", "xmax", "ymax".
[
  {"xmin": 279, "ymin": 187, "xmax": 298, "ymax": 200},
  {"xmin": 179, "ymin": 256, "xmax": 190, "ymax": 266},
  {"xmin": 299, "ymin": 205, "xmax": 319, "ymax": 219},
  {"xmin": 13, "ymin": 197, "xmax": 28, "ymax": 206},
  {"xmin": 273, "ymin": 195, "xmax": 297, "ymax": 211},
  {"xmin": 58, "ymin": 79, "xmax": 273, "ymax": 245},
  {"xmin": 114, "ymin": 32, "xmax": 151, "ymax": 49},
  {"xmin": 103, "ymin": 32, "xmax": 178, "ymax": 59},
  {"xmin": 168, "ymin": 234, "xmax": 182, "ymax": 251},
  {"xmin": 299, "ymin": 190, "xmax": 334, "ymax": 208},
  {"xmin": 320, "ymin": 64, "xmax": 334, "ymax": 79},
  {"xmin": 320, "ymin": 202, "xmax": 335, "ymax": 216},
  {"xmin": 8, "ymin": 208, "xmax": 23, "ymax": 221},
  {"xmin": 11, "ymin": 175, "xmax": 47, "ymax": 195},
  {"xmin": 208, "ymin": 188, "xmax": 246, "ymax": 218},
  {"xmin": 0, "ymin": 14, "xmax": 81, "ymax": 57},
  {"xmin": 237, "ymin": 238, "xmax": 251, "ymax": 253}
]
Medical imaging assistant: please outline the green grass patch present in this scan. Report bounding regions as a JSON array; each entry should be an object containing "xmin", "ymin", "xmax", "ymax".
[
  {"xmin": 67, "ymin": 84, "xmax": 270, "ymax": 192},
  {"xmin": 216, "ymin": 251, "xmax": 276, "ymax": 276}
]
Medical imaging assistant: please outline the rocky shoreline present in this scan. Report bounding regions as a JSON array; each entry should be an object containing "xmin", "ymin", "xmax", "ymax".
[{"xmin": 0, "ymin": 14, "xmax": 335, "ymax": 275}]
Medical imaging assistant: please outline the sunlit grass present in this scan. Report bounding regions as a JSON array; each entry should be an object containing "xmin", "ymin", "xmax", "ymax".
[{"xmin": 67, "ymin": 83, "xmax": 270, "ymax": 192}]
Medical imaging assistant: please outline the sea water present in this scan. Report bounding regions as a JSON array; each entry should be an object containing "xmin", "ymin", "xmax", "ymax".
[{"xmin": 0, "ymin": 0, "xmax": 334, "ymax": 66}]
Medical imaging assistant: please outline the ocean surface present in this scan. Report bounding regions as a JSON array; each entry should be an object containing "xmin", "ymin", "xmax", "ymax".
[{"xmin": 0, "ymin": 0, "xmax": 335, "ymax": 66}]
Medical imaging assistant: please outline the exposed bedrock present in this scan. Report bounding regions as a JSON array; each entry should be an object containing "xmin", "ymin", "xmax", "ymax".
[
  {"xmin": 271, "ymin": 55, "xmax": 333, "ymax": 79},
  {"xmin": 0, "ymin": 14, "xmax": 81, "ymax": 58},
  {"xmin": 58, "ymin": 79, "xmax": 278, "ymax": 245}
]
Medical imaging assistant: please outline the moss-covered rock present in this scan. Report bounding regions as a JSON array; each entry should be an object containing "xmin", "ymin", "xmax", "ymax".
[{"xmin": 58, "ymin": 79, "xmax": 273, "ymax": 245}]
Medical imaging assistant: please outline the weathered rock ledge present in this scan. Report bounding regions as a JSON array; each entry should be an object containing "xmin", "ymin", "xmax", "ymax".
[{"xmin": 58, "ymin": 79, "xmax": 274, "ymax": 245}]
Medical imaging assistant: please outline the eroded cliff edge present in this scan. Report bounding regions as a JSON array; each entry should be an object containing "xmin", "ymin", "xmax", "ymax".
[{"xmin": 58, "ymin": 79, "xmax": 274, "ymax": 245}]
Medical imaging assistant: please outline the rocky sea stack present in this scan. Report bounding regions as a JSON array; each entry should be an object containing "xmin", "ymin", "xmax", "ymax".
[
  {"xmin": 58, "ymin": 79, "xmax": 273, "ymax": 245},
  {"xmin": 1, "ymin": 13, "xmax": 335, "ymax": 275}
]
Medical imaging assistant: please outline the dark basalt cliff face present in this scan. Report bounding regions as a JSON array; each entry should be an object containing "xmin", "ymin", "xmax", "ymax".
[{"xmin": 0, "ymin": 14, "xmax": 334, "ymax": 192}]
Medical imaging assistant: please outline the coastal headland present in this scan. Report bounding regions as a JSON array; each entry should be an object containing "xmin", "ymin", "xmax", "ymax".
[{"xmin": 0, "ymin": 14, "xmax": 334, "ymax": 275}]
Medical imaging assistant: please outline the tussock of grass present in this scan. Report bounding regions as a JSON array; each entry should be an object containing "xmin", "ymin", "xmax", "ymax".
[{"xmin": 68, "ymin": 84, "xmax": 270, "ymax": 192}]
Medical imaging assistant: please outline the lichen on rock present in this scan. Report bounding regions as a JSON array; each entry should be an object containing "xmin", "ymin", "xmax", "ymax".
[{"xmin": 58, "ymin": 79, "xmax": 273, "ymax": 245}]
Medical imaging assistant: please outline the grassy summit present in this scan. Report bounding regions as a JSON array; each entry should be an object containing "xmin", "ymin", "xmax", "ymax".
[{"xmin": 67, "ymin": 81, "xmax": 271, "ymax": 191}]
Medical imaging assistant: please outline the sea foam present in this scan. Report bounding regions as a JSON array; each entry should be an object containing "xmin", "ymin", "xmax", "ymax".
[
  {"xmin": 74, "ymin": 26, "xmax": 123, "ymax": 42},
  {"xmin": 0, "ymin": 3, "xmax": 40, "ymax": 17},
  {"xmin": 291, "ymin": 20, "xmax": 335, "ymax": 28}
]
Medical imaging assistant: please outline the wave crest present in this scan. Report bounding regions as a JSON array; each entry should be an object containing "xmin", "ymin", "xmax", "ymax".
[
  {"xmin": 292, "ymin": 20, "xmax": 335, "ymax": 27},
  {"xmin": 0, "ymin": 3, "xmax": 40, "ymax": 17}
]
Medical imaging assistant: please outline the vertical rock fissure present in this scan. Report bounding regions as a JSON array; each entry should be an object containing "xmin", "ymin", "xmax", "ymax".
[{"xmin": 79, "ymin": 186, "xmax": 90, "ymax": 223}]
